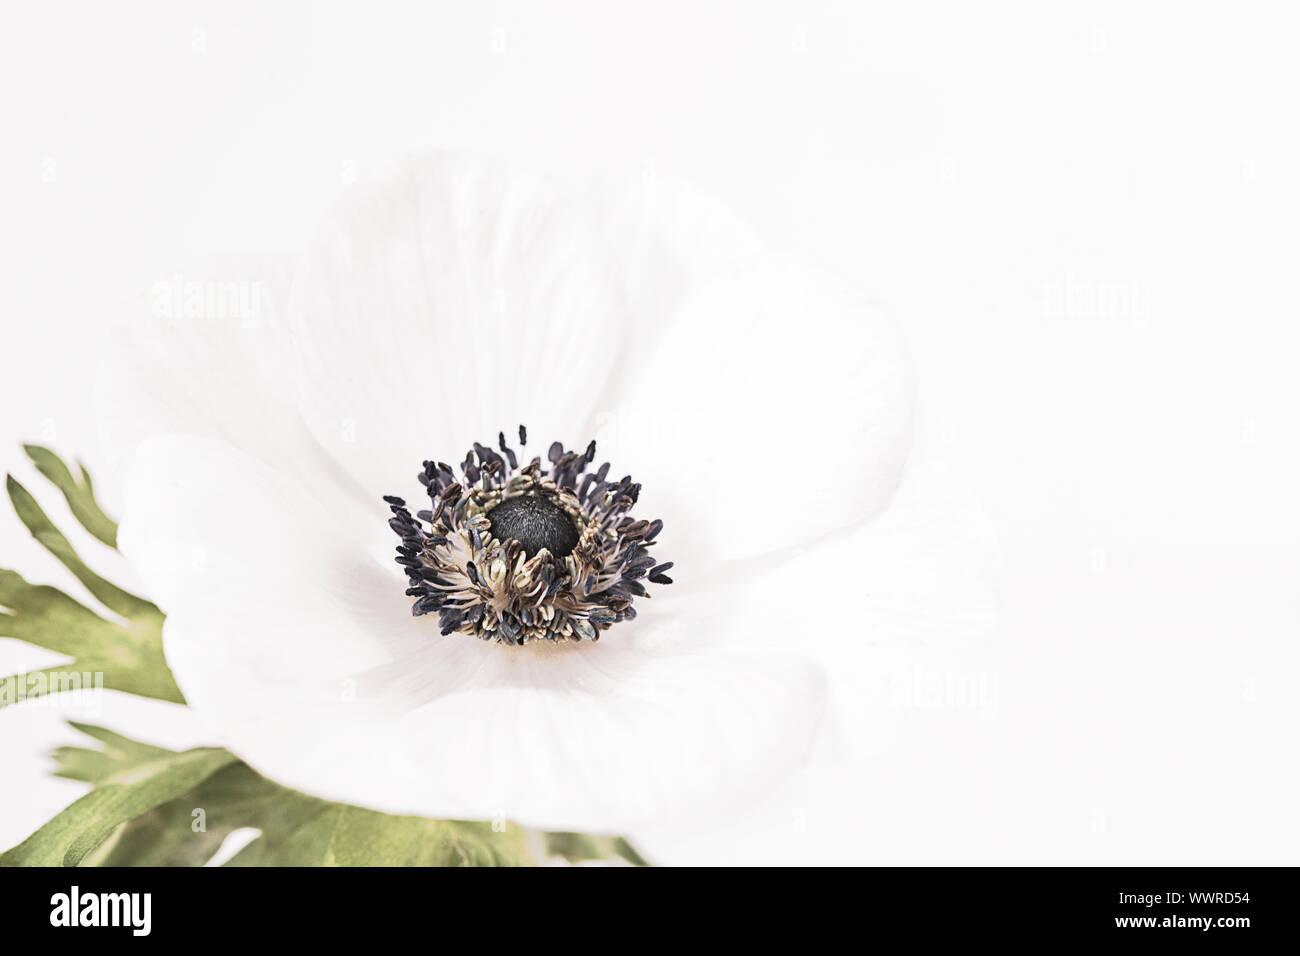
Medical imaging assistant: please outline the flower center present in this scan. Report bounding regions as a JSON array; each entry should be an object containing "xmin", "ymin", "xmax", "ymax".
[
  {"xmin": 486, "ymin": 494, "xmax": 579, "ymax": 558},
  {"xmin": 383, "ymin": 426, "xmax": 672, "ymax": 645}
]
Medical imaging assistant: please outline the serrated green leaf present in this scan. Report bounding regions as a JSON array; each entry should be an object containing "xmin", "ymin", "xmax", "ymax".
[
  {"xmin": 9, "ymin": 699, "xmax": 644, "ymax": 870},
  {"xmin": 51, "ymin": 721, "xmax": 175, "ymax": 785},
  {"xmin": 220, "ymin": 804, "xmax": 341, "ymax": 867},
  {"xmin": 209, "ymin": 800, "xmax": 535, "ymax": 867},
  {"xmin": 322, "ymin": 808, "xmax": 534, "ymax": 867},
  {"xmin": 0, "ymin": 568, "xmax": 126, "ymax": 657},
  {"xmin": 2, "ymin": 454, "xmax": 182, "ymax": 710},
  {"xmin": 543, "ymin": 830, "xmax": 649, "ymax": 866},
  {"xmin": 6, "ymin": 475, "xmax": 155, "ymax": 621},
  {"xmin": 23, "ymin": 445, "xmax": 117, "ymax": 548},
  {"xmin": 608, "ymin": 836, "xmax": 649, "ymax": 866},
  {"xmin": 14, "ymin": 724, "xmax": 540, "ymax": 867},
  {"xmin": 0, "ymin": 745, "xmax": 237, "ymax": 866},
  {"xmin": 0, "ymin": 568, "xmax": 182, "ymax": 710},
  {"xmin": 100, "ymin": 763, "xmax": 326, "ymax": 867},
  {"xmin": 543, "ymin": 830, "xmax": 605, "ymax": 861}
]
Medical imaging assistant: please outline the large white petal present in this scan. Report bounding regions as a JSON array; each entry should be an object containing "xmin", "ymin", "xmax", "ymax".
[
  {"xmin": 598, "ymin": 254, "xmax": 915, "ymax": 571},
  {"xmin": 632, "ymin": 465, "xmax": 1000, "ymax": 863},
  {"xmin": 714, "ymin": 461, "xmax": 1000, "ymax": 757},
  {"xmin": 596, "ymin": 169, "xmax": 766, "ymax": 357},
  {"xmin": 281, "ymin": 153, "xmax": 633, "ymax": 500},
  {"xmin": 94, "ymin": 253, "xmax": 306, "ymax": 478},
  {"xmin": 576, "ymin": 169, "xmax": 768, "ymax": 435},
  {"xmin": 96, "ymin": 157, "xmax": 771, "ymax": 542},
  {"xmin": 118, "ymin": 435, "xmax": 826, "ymax": 833}
]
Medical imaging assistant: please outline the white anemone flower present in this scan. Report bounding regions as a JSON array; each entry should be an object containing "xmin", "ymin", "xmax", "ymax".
[{"xmin": 95, "ymin": 153, "xmax": 994, "ymax": 835}]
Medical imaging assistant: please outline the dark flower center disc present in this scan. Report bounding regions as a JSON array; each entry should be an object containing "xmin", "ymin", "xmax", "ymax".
[{"xmin": 487, "ymin": 494, "xmax": 579, "ymax": 558}]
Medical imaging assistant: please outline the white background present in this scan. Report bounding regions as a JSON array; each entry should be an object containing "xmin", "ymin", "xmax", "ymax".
[{"xmin": 1, "ymin": 1, "xmax": 1296, "ymax": 862}]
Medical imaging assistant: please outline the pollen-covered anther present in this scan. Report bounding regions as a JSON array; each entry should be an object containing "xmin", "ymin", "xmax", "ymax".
[{"xmin": 384, "ymin": 427, "xmax": 671, "ymax": 645}]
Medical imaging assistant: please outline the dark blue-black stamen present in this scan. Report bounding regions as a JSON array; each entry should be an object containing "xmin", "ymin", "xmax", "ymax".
[{"xmin": 386, "ymin": 425, "xmax": 670, "ymax": 644}]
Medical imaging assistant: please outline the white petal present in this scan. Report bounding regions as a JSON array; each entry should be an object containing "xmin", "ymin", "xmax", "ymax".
[
  {"xmin": 596, "ymin": 170, "xmax": 766, "ymax": 355},
  {"xmin": 791, "ymin": 483, "xmax": 998, "ymax": 758},
  {"xmin": 628, "ymin": 761, "xmax": 887, "ymax": 866},
  {"xmin": 95, "ymin": 159, "xmax": 769, "ymax": 534},
  {"xmin": 576, "ymin": 169, "xmax": 768, "ymax": 435},
  {"xmin": 94, "ymin": 253, "xmax": 309, "ymax": 479},
  {"xmin": 599, "ymin": 254, "xmax": 915, "ymax": 570},
  {"xmin": 118, "ymin": 436, "xmax": 826, "ymax": 832},
  {"xmin": 281, "ymin": 153, "xmax": 632, "ymax": 499},
  {"xmin": 633, "ymin": 467, "xmax": 1000, "ymax": 863},
  {"xmin": 668, "ymin": 460, "xmax": 999, "ymax": 757},
  {"xmin": 92, "ymin": 253, "xmax": 379, "ymax": 532}
]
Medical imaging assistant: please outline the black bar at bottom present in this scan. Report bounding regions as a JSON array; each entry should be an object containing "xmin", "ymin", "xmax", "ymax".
[{"xmin": 0, "ymin": 866, "xmax": 1285, "ymax": 942}]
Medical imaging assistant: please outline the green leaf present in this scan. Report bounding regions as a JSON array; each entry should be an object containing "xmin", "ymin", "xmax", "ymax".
[
  {"xmin": 100, "ymin": 763, "xmax": 328, "ymax": 867},
  {"xmin": 26, "ymin": 724, "xmax": 538, "ymax": 867},
  {"xmin": 5, "ymin": 723, "xmax": 649, "ymax": 867},
  {"xmin": 51, "ymin": 721, "xmax": 176, "ymax": 785},
  {"xmin": 1, "ymin": 453, "xmax": 182, "ymax": 711},
  {"xmin": 23, "ymin": 445, "xmax": 118, "ymax": 548},
  {"xmin": 147, "ymin": 790, "xmax": 534, "ymax": 867},
  {"xmin": 0, "ymin": 744, "xmax": 237, "ymax": 866},
  {"xmin": 0, "ymin": 568, "xmax": 182, "ymax": 710},
  {"xmin": 543, "ymin": 831, "xmax": 650, "ymax": 866},
  {"xmin": 6, "ymin": 475, "xmax": 155, "ymax": 621},
  {"xmin": 312, "ymin": 808, "xmax": 534, "ymax": 867}
]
